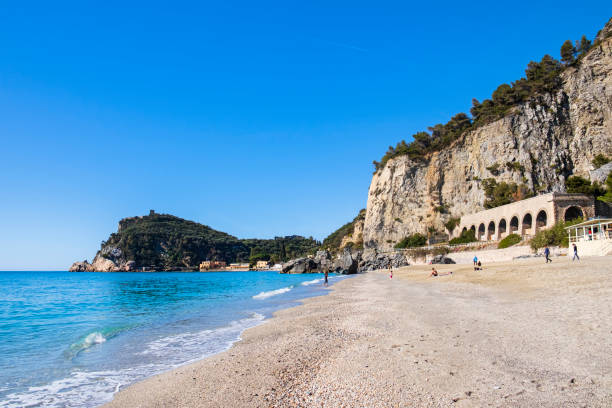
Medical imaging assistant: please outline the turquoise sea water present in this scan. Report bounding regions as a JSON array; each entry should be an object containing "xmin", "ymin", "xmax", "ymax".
[{"xmin": 0, "ymin": 270, "xmax": 345, "ymax": 407}]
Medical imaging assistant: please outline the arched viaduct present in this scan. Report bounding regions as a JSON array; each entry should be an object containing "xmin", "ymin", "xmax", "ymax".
[{"xmin": 453, "ymin": 193, "xmax": 596, "ymax": 241}]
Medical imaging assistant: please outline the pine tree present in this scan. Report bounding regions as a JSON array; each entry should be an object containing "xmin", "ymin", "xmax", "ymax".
[
  {"xmin": 560, "ymin": 40, "xmax": 576, "ymax": 65},
  {"xmin": 578, "ymin": 35, "xmax": 591, "ymax": 55}
]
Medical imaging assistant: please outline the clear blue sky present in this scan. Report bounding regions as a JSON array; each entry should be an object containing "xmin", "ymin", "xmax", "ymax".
[{"xmin": 0, "ymin": 2, "xmax": 609, "ymax": 270}]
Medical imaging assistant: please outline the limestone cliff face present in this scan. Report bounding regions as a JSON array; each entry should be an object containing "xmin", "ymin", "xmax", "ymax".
[{"xmin": 363, "ymin": 22, "xmax": 612, "ymax": 252}]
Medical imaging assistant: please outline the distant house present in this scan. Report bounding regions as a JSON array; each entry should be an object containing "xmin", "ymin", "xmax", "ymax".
[
  {"xmin": 229, "ymin": 263, "xmax": 250, "ymax": 270},
  {"xmin": 256, "ymin": 260, "xmax": 270, "ymax": 269},
  {"xmin": 199, "ymin": 260, "xmax": 227, "ymax": 271}
]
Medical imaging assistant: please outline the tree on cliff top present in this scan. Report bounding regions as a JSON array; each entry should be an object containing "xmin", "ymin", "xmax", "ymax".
[
  {"xmin": 373, "ymin": 27, "xmax": 600, "ymax": 172},
  {"xmin": 560, "ymin": 40, "xmax": 576, "ymax": 65}
]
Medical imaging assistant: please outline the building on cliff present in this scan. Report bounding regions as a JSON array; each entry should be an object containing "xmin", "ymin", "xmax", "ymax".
[{"xmin": 453, "ymin": 192, "xmax": 597, "ymax": 241}]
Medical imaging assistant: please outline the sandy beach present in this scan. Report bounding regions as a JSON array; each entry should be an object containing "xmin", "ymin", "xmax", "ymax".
[{"xmin": 106, "ymin": 256, "xmax": 612, "ymax": 407}]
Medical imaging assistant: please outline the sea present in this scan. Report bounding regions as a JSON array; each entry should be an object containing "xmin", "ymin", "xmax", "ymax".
[{"xmin": 0, "ymin": 270, "xmax": 346, "ymax": 407}]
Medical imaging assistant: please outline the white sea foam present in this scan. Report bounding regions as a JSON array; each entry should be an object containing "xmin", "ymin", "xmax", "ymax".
[
  {"xmin": 83, "ymin": 332, "xmax": 107, "ymax": 346},
  {"xmin": 1, "ymin": 313, "xmax": 266, "ymax": 408},
  {"xmin": 141, "ymin": 312, "xmax": 265, "ymax": 358},
  {"xmin": 252, "ymin": 287, "xmax": 292, "ymax": 299},
  {"xmin": 301, "ymin": 278, "xmax": 323, "ymax": 286}
]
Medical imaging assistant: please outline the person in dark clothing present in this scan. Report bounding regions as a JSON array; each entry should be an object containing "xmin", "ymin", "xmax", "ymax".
[
  {"xmin": 572, "ymin": 243, "xmax": 580, "ymax": 261},
  {"xmin": 544, "ymin": 247, "xmax": 552, "ymax": 263}
]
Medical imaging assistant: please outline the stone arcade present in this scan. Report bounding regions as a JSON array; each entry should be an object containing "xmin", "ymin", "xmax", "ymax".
[{"xmin": 454, "ymin": 193, "xmax": 596, "ymax": 241}]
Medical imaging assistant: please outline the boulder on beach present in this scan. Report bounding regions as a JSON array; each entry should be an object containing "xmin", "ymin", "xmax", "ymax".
[{"xmin": 430, "ymin": 255, "xmax": 456, "ymax": 264}]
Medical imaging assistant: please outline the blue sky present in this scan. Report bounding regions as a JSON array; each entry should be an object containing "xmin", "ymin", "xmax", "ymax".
[{"xmin": 0, "ymin": 2, "xmax": 609, "ymax": 269}]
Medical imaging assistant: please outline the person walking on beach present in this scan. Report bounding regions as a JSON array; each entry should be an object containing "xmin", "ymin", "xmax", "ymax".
[
  {"xmin": 544, "ymin": 246, "xmax": 552, "ymax": 263},
  {"xmin": 323, "ymin": 268, "xmax": 329, "ymax": 287},
  {"xmin": 572, "ymin": 243, "xmax": 580, "ymax": 261},
  {"xmin": 473, "ymin": 256, "xmax": 478, "ymax": 266},
  {"xmin": 388, "ymin": 261, "xmax": 393, "ymax": 279}
]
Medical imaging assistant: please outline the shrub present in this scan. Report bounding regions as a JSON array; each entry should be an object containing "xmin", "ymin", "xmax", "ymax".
[
  {"xmin": 565, "ymin": 176, "xmax": 606, "ymax": 197},
  {"xmin": 498, "ymin": 234, "xmax": 521, "ymax": 249},
  {"xmin": 394, "ymin": 233, "xmax": 427, "ymax": 249},
  {"xmin": 432, "ymin": 246, "xmax": 450, "ymax": 256},
  {"xmin": 482, "ymin": 178, "xmax": 533, "ymax": 209},
  {"xmin": 530, "ymin": 218, "xmax": 583, "ymax": 250},
  {"xmin": 449, "ymin": 229, "xmax": 477, "ymax": 245},
  {"xmin": 598, "ymin": 171, "xmax": 612, "ymax": 203},
  {"xmin": 592, "ymin": 154, "xmax": 610, "ymax": 169},
  {"xmin": 444, "ymin": 217, "xmax": 460, "ymax": 233},
  {"xmin": 486, "ymin": 162, "xmax": 501, "ymax": 175},
  {"xmin": 505, "ymin": 161, "xmax": 525, "ymax": 172}
]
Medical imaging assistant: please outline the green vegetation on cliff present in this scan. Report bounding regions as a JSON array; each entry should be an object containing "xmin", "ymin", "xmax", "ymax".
[
  {"xmin": 565, "ymin": 175, "xmax": 607, "ymax": 197},
  {"xmin": 394, "ymin": 233, "xmax": 427, "ymax": 249},
  {"xmin": 482, "ymin": 178, "xmax": 534, "ymax": 209},
  {"xmin": 241, "ymin": 236, "xmax": 320, "ymax": 265},
  {"xmin": 372, "ymin": 31, "xmax": 599, "ymax": 172},
  {"xmin": 449, "ymin": 229, "xmax": 477, "ymax": 245},
  {"xmin": 99, "ymin": 212, "xmax": 319, "ymax": 270},
  {"xmin": 322, "ymin": 209, "xmax": 366, "ymax": 251}
]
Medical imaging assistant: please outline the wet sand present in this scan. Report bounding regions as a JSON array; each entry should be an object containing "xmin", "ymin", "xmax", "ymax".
[{"xmin": 105, "ymin": 256, "xmax": 612, "ymax": 407}]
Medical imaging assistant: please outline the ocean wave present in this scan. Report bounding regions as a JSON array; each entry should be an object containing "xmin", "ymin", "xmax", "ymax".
[
  {"xmin": 2, "ymin": 313, "xmax": 266, "ymax": 408},
  {"xmin": 252, "ymin": 286, "xmax": 292, "ymax": 299},
  {"xmin": 66, "ymin": 327, "xmax": 127, "ymax": 359},
  {"xmin": 301, "ymin": 278, "xmax": 323, "ymax": 286}
]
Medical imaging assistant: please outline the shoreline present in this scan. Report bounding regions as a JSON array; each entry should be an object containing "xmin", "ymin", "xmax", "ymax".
[{"xmin": 106, "ymin": 256, "xmax": 612, "ymax": 407}]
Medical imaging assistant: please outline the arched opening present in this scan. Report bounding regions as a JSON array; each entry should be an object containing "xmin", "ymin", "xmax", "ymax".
[
  {"xmin": 498, "ymin": 218, "xmax": 507, "ymax": 238},
  {"xmin": 522, "ymin": 213, "xmax": 533, "ymax": 235},
  {"xmin": 461, "ymin": 227, "xmax": 467, "ymax": 235},
  {"xmin": 478, "ymin": 223, "xmax": 485, "ymax": 240},
  {"xmin": 487, "ymin": 221, "xmax": 495, "ymax": 240},
  {"xmin": 536, "ymin": 210, "xmax": 547, "ymax": 231},
  {"xmin": 564, "ymin": 206, "xmax": 583, "ymax": 222},
  {"xmin": 510, "ymin": 216, "xmax": 519, "ymax": 233}
]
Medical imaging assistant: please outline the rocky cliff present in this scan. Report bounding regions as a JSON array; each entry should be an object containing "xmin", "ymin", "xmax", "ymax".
[{"xmin": 363, "ymin": 20, "xmax": 612, "ymax": 252}]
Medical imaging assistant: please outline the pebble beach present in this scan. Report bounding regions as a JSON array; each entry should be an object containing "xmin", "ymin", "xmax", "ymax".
[{"xmin": 106, "ymin": 256, "xmax": 612, "ymax": 407}]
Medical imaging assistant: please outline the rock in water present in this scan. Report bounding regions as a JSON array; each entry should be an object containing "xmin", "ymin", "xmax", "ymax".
[{"xmin": 69, "ymin": 261, "xmax": 91, "ymax": 272}]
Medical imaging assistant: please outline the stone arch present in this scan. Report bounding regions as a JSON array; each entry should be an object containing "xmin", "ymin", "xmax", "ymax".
[
  {"xmin": 478, "ymin": 223, "xmax": 486, "ymax": 240},
  {"xmin": 461, "ymin": 227, "xmax": 467, "ymax": 235},
  {"xmin": 510, "ymin": 216, "xmax": 519, "ymax": 233},
  {"xmin": 522, "ymin": 213, "xmax": 533, "ymax": 235},
  {"xmin": 564, "ymin": 206, "xmax": 583, "ymax": 222},
  {"xmin": 470, "ymin": 225, "xmax": 476, "ymax": 233},
  {"xmin": 536, "ymin": 209, "xmax": 548, "ymax": 231},
  {"xmin": 487, "ymin": 221, "xmax": 496, "ymax": 240},
  {"xmin": 498, "ymin": 218, "xmax": 507, "ymax": 238}
]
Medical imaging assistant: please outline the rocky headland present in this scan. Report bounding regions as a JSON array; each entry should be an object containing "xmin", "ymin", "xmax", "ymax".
[{"xmin": 362, "ymin": 19, "xmax": 612, "ymax": 252}]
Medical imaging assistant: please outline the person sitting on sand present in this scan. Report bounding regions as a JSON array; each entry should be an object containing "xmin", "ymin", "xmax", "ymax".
[
  {"xmin": 430, "ymin": 267, "xmax": 438, "ymax": 277},
  {"xmin": 474, "ymin": 260, "xmax": 482, "ymax": 271}
]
